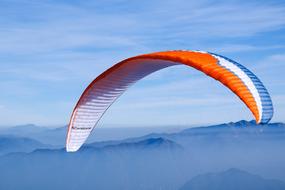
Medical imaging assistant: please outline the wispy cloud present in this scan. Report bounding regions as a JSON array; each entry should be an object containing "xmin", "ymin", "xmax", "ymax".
[
  {"xmin": 113, "ymin": 96, "xmax": 236, "ymax": 110},
  {"xmin": 1, "ymin": 1, "xmax": 285, "ymax": 54},
  {"xmin": 208, "ymin": 44, "xmax": 285, "ymax": 53},
  {"xmin": 0, "ymin": 0, "xmax": 284, "ymax": 125},
  {"xmin": 254, "ymin": 54, "xmax": 285, "ymax": 76}
]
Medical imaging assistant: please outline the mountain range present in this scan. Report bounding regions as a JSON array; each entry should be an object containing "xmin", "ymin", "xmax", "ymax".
[
  {"xmin": 0, "ymin": 135, "xmax": 51, "ymax": 155},
  {"xmin": 0, "ymin": 120, "xmax": 284, "ymax": 189}
]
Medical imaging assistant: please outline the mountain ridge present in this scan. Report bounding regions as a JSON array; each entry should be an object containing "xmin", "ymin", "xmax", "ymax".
[
  {"xmin": 180, "ymin": 168, "xmax": 285, "ymax": 190},
  {"xmin": 0, "ymin": 120, "xmax": 284, "ymax": 156},
  {"xmin": 0, "ymin": 135, "xmax": 51, "ymax": 155}
]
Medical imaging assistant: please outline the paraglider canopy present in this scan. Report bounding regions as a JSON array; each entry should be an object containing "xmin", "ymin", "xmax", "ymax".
[{"xmin": 66, "ymin": 50, "xmax": 273, "ymax": 152}]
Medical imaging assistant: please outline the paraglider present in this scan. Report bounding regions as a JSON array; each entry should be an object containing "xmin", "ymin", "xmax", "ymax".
[{"xmin": 66, "ymin": 50, "xmax": 273, "ymax": 152}]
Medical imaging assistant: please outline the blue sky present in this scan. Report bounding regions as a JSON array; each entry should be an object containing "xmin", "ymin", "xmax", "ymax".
[{"xmin": 0, "ymin": 0, "xmax": 284, "ymax": 127}]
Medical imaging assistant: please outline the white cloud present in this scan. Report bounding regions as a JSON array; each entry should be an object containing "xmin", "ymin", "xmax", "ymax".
[
  {"xmin": 0, "ymin": 1, "xmax": 285, "ymax": 54},
  {"xmin": 207, "ymin": 44, "xmax": 285, "ymax": 53},
  {"xmin": 0, "ymin": 0, "xmax": 284, "ymax": 125},
  {"xmin": 254, "ymin": 54, "xmax": 285, "ymax": 74},
  {"xmin": 113, "ymin": 96, "xmax": 235, "ymax": 111}
]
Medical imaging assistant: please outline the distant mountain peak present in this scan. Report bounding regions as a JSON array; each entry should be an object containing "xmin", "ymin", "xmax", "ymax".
[
  {"xmin": 228, "ymin": 120, "xmax": 256, "ymax": 126},
  {"xmin": 0, "ymin": 135, "xmax": 51, "ymax": 155},
  {"xmin": 12, "ymin": 124, "xmax": 40, "ymax": 128},
  {"xmin": 182, "ymin": 120, "xmax": 285, "ymax": 133},
  {"xmin": 9, "ymin": 124, "xmax": 43, "ymax": 131},
  {"xmin": 180, "ymin": 168, "xmax": 285, "ymax": 190},
  {"xmin": 106, "ymin": 137, "xmax": 182, "ymax": 150},
  {"xmin": 84, "ymin": 137, "xmax": 182, "ymax": 152}
]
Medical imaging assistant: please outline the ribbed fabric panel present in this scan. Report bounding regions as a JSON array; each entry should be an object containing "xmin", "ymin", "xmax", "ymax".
[
  {"xmin": 66, "ymin": 59, "xmax": 176, "ymax": 151},
  {"xmin": 211, "ymin": 53, "xmax": 273, "ymax": 123}
]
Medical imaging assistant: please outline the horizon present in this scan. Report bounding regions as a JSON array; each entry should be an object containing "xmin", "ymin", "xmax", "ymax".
[{"xmin": 1, "ymin": 119, "xmax": 284, "ymax": 130}]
